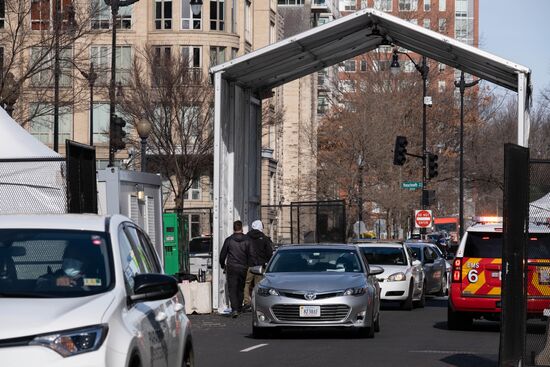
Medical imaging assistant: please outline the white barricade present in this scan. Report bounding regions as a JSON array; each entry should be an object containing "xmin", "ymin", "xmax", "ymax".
[{"xmin": 179, "ymin": 281, "xmax": 212, "ymax": 314}]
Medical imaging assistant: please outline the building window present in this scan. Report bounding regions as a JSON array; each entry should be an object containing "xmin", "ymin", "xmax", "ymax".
[
  {"xmin": 423, "ymin": 0, "xmax": 430, "ymax": 11},
  {"xmin": 438, "ymin": 18, "xmax": 446, "ymax": 33},
  {"xmin": 181, "ymin": 0, "xmax": 201, "ymax": 29},
  {"xmin": 184, "ymin": 179, "xmax": 201, "ymax": 200},
  {"xmin": 339, "ymin": 0, "xmax": 356, "ymax": 11},
  {"xmin": 155, "ymin": 0, "xmax": 172, "ymax": 29},
  {"xmin": 244, "ymin": 0, "xmax": 252, "ymax": 42},
  {"xmin": 423, "ymin": 18, "xmax": 430, "ymax": 29},
  {"xmin": 340, "ymin": 60, "xmax": 355, "ymax": 72},
  {"xmin": 151, "ymin": 46, "xmax": 171, "ymax": 82},
  {"xmin": 184, "ymin": 214, "xmax": 201, "ymax": 240},
  {"xmin": 91, "ymin": 0, "xmax": 132, "ymax": 30},
  {"xmin": 277, "ymin": 0, "xmax": 304, "ymax": 5},
  {"xmin": 404, "ymin": 60, "xmax": 415, "ymax": 73},
  {"xmin": 29, "ymin": 103, "xmax": 72, "ymax": 145},
  {"xmin": 317, "ymin": 95, "xmax": 328, "ymax": 114},
  {"xmin": 0, "ymin": 0, "xmax": 5, "ymax": 29},
  {"xmin": 209, "ymin": 46, "xmax": 225, "ymax": 67},
  {"xmin": 182, "ymin": 46, "xmax": 202, "ymax": 82},
  {"xmin": 438, "ymin": 0, "xmax": 445, "ymax": 11},
  {"xmin": 438, "ymin": 80, "xmax": 446, "ymax": 92},
  {"xmin": 210, "ymin": 0, "xmax": 224, "ymax": 31},
  {"xmin": 398, "ymin": 0, "xmax": 418, "ymax": 11},
  {"xmin": 340, "ymin": 79, "xmax": 355, "ymax": 93},
  {"xmin": 31, "ymin": 0, "xmax": 50, "ymax": 30},
  {"xmin": 373, "ymin": 60, "xmax": 390, "ymax": 71},
  {"xmin": 91, "ymin": 45, "xmax": 132, "ymax": 86},
  {"xmin": 360, "ymin": 60, "xmax": 368, "ymax": 71},
  {"xmin": 91, "ymin": 0, "xmax": 110, "ymax": 29},
  {"xmin": 269, "ymin": 21, "xmax": 276, "ymax": 43},
  {"xmin": 30, "ymin": 47, "xmax": 72, "ymax": 87},
  {"xmin": 438, "ymin": 62, "xmax": 446, "ymax": 72},
  {"xmin": 318, "ymin": 68, "xmax": 328, "ymax": 86},
  {"xmin": 373, "ymin": 0, "xmax": 392, "ymax": 11},
  {"xmin": 231, "ymin": 47, "xmax": 239, "ymax": 59},
  {"xmin": 92, "ymin": 103, "xmax": 110, "ymax": 143}
]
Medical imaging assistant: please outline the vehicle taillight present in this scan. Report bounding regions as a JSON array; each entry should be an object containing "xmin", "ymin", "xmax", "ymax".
[{"xmin": 452, "ymin": 258, "xmax": 462, "ymax": 283}]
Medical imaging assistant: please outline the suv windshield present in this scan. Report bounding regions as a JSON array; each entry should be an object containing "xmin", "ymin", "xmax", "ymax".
[
  {"xmin": 267, "ymin": 248, "xmax": 363, "ymax": 273},
  {"xmin": 360, "ymin": 247, "xmax": 407, "ymax": 266},
  {"xmin": 0, "ymin": 229, "xmax": 112, "ymax": 298},
  {"xmin": 189, "ymin": 237, "xmax": 212, "ymax": 254},
  {"xmin": 464, "ymin": 232, "xmax": 550, "ymax": 259}
]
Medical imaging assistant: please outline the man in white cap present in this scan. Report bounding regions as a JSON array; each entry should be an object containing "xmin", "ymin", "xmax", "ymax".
[{"xmin": 242, "ymin": 219, "xmax": 274, "ymax": 311}]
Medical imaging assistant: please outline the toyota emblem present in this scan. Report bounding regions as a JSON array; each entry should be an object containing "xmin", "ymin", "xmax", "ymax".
[{"xmin": 304, "ymin": 292, "xmax": 317, "ymax": 300}]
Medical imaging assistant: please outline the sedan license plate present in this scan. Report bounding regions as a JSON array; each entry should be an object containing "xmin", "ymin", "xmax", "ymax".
[{"xmin": 299, "ymin": 305, "xmax": 320, "ymax": 317}]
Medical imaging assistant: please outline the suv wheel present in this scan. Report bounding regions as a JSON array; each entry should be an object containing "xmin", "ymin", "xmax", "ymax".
[{"xmin": 183, "ymin": 343, "xmax": 194, "ymax": 367}]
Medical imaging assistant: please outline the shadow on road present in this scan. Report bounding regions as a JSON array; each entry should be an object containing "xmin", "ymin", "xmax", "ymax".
[
  {"xmin": 245, "ymin": 328, "xmax": 364, "ymax": 340},
  {"xmin": 440, "ymin": 353, "xmax": 497, "ymax": 367},
  {"xmin": 380, "ymin": 296, "xmax": 448, "ymax": 311},
  {"xmin": 433, "ymin": 320, "xmax": 500, "ymax": 333}
]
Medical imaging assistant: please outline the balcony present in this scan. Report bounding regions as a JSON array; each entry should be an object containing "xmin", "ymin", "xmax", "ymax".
[{"xmin": 311, "ymin": 0, "xmax": 335, "ymax": 14}]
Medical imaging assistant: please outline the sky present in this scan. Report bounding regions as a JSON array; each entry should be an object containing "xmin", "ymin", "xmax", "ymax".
[{"xmin": 479, "ymin": 0, "xmax": 550, "ymax": 100}]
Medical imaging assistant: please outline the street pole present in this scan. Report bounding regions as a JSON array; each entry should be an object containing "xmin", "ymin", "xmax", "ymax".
[
  {"xmin": 140, "ymin": 137, "xmax": 147, "ymax": 172},
  {"xmin": 420, "ymin": 56, "xmax": 428, "ymax": 211},
  {"xmin": 53, "ymin": 0, "xmax": 61, "ymax": 152},
  {"xmin": 454, "ymin": 71, "xmax": 480, "ymax": 240},
  {"xmin": 87, "ymin": 63, "xmax": 97, "ymax": 146}
]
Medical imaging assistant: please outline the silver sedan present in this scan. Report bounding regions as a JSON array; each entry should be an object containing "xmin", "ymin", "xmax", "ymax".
[{"xmin": 251, "ymin": 244, "xmax": 383, "ymax": 338}]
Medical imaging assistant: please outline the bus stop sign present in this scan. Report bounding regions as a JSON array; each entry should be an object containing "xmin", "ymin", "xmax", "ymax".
[{"xmin": 415, "ymin": 210, "xmax": 433, "ymax": 228}]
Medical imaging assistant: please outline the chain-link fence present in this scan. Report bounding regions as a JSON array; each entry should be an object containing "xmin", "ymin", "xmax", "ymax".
[
  {"xmin": 525, "ymin": 160, "xmax": 550, "ymax": 366},
  {"xmin": 0, "ymin": 158, "xmax": 67, "ymax": 214}
]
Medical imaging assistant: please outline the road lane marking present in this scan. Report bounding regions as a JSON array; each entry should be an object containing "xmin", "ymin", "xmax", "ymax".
[
  {"xmin": 240, "ymin": 344, "xmax": 268, "ymax": 352},
  {"xmin": 409, "ymin": 350, "xmax": 477, "ymax": 355}
]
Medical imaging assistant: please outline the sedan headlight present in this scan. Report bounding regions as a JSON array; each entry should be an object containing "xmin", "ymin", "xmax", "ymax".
[
  {"xmin": 29, "ymin": 324, "xmax": 108, "ymax": 357},
  {"xmin": 343, "ymin": 287, "xmax": 367, "ymax": 296},
  {"xmin": 257, "ymin": 287, "xmax": 279, "ymax": 297},
  {"xmin": 387, "ymin": 272, "xmax": 406, "ymax": 282}
]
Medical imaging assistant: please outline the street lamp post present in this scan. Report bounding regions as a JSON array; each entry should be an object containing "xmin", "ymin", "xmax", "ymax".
[
  {"xmin": 136, "ymin": 119, "xmax": 152, "ymax": 172},
  {"xmin": 454, "ymin": 71, "xmax": 479, "ymax": 240},
  {"xmin": 78, "ymin": 63, "xmax": 98, "ymax": 146}
]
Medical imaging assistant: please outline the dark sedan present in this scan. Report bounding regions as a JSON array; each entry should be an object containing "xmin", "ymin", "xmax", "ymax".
[{"xmin": 406, "ymin": 242, "xmax": 448, "ymax": 296}]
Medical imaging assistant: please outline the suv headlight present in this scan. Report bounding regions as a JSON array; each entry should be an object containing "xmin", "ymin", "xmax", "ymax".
[
  {"xmin": 343, "ymin": 287, "xmax": 367, "ymax": 296},
  {"xmin": 257, "ymin": 287, "xmax": 279, "ymax": 296},
  {"xmin": 387, "ymin": 272, "xmax": 406, "ymax": 282},
  {"xmin": 29, "ymin": 324, "xmax": 108, "ymax": 357}
]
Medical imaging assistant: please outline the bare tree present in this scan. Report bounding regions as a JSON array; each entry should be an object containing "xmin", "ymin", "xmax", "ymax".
[
  {"xmin": 118, "ymin": 46, "xmax": 214, "ymax": 210},
  {"xmin": 0, "ymin": 0, "xmax": 105, "ymax": 125}
]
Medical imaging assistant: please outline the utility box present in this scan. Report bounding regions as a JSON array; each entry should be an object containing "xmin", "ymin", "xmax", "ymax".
[
  {"xmin": 163, "ymin": 213, "xmax": 181, "ymax": 275},
  {"xmin": 97, "ymin": 167, "xmax": 163, "ymax": 262}
]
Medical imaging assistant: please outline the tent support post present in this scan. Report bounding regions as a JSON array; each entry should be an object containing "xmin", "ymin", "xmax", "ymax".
[
  {"xmin": 517, "ymin": 72, "xmax": 531, "ymax": 147},
  {"xmin": 212, "ymin": 71, "xmax": 222, "ymax": 311}
]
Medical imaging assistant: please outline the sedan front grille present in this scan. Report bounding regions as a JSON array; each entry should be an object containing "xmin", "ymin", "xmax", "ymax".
[
  {"xmin": 279, "ymin": 291, "xmax": 341, "ymax": 300},
  {"xmin": 271, "ymin": 304, "xmax": 350, "ymax": 322}
]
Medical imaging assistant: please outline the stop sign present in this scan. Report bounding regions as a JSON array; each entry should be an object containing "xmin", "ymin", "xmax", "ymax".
[{"xmin": 415, "ymin": 210, "xmax": 433, "ymax": 228}]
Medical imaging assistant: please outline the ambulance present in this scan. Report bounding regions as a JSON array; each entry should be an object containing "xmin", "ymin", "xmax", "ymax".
[{"xmin": 448, "ymin": 216, "xmax": 550, "ymax": 330}]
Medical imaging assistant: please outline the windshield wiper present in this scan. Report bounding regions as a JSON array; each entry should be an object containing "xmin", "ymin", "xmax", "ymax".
[{"xmin": 0, "ymin": 292, "xmax": 55, "ymax": 298}]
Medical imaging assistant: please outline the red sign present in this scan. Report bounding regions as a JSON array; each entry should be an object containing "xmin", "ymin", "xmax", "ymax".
[{"xmin": 415, "ymin": 210, "xmax": 433, "ymax": 228}]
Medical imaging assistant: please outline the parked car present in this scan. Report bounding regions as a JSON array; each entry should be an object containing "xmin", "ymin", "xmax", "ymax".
[
  {"xmin": 356, "ymin": 242, "xmax": 425, "ymax": 310},
  {"xmin": 0, "ymin": 214, "xmax": 194, "ymax": 367},
  {"xmin": 406, "ymin": 241, "xmax": 449, "ymax": 296},
  {"xmin": 251, "ymin": 244, "xmax": 382, "ymax": 338}
]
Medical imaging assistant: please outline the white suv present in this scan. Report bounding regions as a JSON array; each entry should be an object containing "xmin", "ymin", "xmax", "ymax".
[
  {"xmin": 0, "ymin": 214, "xmax": 194, "ymax": 367},
  {"xmin": 356, "ymin": 242, "xmax": 425, "ymax": 310}
]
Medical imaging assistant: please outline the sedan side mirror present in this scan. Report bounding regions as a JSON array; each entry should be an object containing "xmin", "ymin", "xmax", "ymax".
[
  {"xmin": 250, "ymin": 265, "xmax": 264, "ymax": 275},
  {"xmin": 130, "ymin": 273, "xmax": 179, "ymax": 303},
  {"xmin": 412, "ymin": 259, "xmax": 422, "ymax": 267},
  {"xmin": 369, "ymin": 265, "xmax": 384, "ymax": 276}
]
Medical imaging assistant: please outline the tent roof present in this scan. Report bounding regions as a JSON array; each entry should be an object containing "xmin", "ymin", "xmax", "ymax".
[
  {"xmin": 210, "ymin": 8, "xmax": 530, "ymax": 92},
  {"xmin": 0, "ymin": 108, "xmax": 60, "ymax": 159}
]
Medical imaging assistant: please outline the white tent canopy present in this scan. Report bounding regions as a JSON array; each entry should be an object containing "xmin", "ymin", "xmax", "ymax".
[
  {"xmin": 210, "ymin": 8, "xmax": 532, "ymax": 311},
  {"xmin": 0, "ymin": 108, "xmax": 66, "ymax": 214}
]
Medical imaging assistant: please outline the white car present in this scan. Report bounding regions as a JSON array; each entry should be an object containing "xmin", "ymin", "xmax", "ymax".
[
  {"xmin": 356, "ymin": 242, "xmax": 425, "ymax": 310},
  {"xmin": 0, "ymin": 214, "xmax": 194, "ymax": 367}
]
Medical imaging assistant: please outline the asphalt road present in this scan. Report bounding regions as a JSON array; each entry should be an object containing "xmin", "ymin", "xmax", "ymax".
[{"xmin": 189, "ymin": 296, "xmax": 500, "ymax": 367}]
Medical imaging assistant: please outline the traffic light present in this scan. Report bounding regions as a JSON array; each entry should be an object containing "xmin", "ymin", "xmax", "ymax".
[
  {"xmin": 393, "ymin": 136, "xmax": 408, "ymax": 166},
  {"xmin": 428, "ymin": 152, "xmax": 439, "ymax": 179},
  {"xmin": 112, "ymin": 115, "xmax": 127, "ymax": 151}
]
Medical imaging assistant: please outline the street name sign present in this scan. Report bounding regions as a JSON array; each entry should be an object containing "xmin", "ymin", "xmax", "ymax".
[
  {"xmin": 415, "ymin": 209, "xmax": 433, "ymax": 228},
  {"xmin": 401, "ymin": 181, "xmax": 423, "ymax": 190}
]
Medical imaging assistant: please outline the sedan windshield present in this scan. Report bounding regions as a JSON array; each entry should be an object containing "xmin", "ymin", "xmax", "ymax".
[
  {"xmin": 267, "ymin": 248, "xmax": 363, "ymax": 273},
  {"xmin": 0, "ymin": 229, "xmax": 112, "ymax": 298},
  {"xmin": 361, "ymin": 247, "xmax": 407, "ymax": 266}
]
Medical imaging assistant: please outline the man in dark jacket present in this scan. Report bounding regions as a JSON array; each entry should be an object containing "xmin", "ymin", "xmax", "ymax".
[
  {"xmin": 219, "ymin": 220, "xmax": 250, "ymax": 318},
  {"xmin": 243, "ymin": 220, "xmax": 274, "ymax": 310}
]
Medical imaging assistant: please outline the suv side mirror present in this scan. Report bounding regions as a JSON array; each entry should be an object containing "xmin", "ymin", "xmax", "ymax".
[
  {"xmin": 412, "ymin": 259, "xmax": 422, "ymax": 267},
  {"xmin": 130, "ymin": 273, "xmax": 179, "ymax": 303}
]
